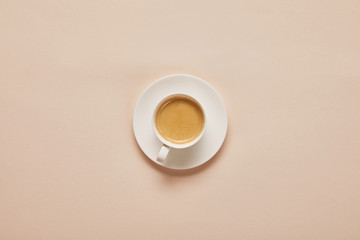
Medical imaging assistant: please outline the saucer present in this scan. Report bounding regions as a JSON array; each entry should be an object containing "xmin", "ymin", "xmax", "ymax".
[{"xmin": 133, "ymin": 74, "xmax": 228, "ymax": 170}]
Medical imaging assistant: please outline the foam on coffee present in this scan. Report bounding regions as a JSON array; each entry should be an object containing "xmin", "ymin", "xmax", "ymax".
[{"xmin": 155, "ymin": 95, "xmax": 205, "ymax": 144}]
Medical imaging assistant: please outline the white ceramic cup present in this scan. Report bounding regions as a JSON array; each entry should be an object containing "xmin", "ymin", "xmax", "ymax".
[{"xmin": 152, "ymin": 93, "xmax": 206, "ymax": 163}]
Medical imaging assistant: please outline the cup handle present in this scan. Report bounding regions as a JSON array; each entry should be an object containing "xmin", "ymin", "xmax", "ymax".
[{"xmin": 157, "ymin": 145, "xmax": 170, "ymax": 163}]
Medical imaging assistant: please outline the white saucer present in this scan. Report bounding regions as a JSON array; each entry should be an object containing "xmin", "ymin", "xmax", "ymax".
[{"xmin": 133, "ymin": 74, "xmax": 228, "ymax": 170}]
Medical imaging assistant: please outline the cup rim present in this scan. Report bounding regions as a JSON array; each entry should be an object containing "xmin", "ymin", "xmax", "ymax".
[{"xmin": 152, "ymin": 93, "xmax": 206, "ymax": 149}]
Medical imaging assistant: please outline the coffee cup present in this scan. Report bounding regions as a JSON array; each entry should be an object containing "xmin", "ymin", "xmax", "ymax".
[{"xmin": 152, "ymin": 94, "xmax": 206, "ymax": 163}]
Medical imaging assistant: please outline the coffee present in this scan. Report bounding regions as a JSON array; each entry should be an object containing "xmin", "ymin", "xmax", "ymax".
[{"xmin": 155, "ymin": 95, "xmax": 205, "ymax": 144}]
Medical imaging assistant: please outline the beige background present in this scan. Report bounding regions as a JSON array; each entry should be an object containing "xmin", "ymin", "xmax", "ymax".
[{"xmin": 1, "ymin": 0, "xmax": 360, "ymax": 239}]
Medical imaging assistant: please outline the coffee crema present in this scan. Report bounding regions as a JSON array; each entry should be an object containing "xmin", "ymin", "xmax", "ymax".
[{"xmin": 155, "ymin": 95, "xmax": 205, "ymax": 144}]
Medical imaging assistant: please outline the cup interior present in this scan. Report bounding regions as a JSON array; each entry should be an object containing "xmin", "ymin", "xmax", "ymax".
[{"xmin": 152, "ymin": 94, "xmax": 206, "ymax": 149}]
